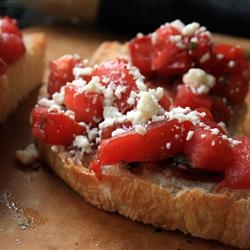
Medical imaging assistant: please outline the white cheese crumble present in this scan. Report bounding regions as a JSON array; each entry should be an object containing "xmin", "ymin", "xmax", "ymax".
[
  {"xmin": 186, "ymin": 131, "xmax": 194, "ymax": 141},
  {"xmin": 134, "ymin": 124, "xmax": 147, "ymax": 135},
  {"xmin": 73, "ymin": 67, "xmax": 93, "ymax": 78},
  {"xmin": 199, "ymin": 53, "xmax": 210, "ymax": 63},
  {"xmin": 73, "ymin": 135, "xmax": 92, "ymax": 153},
  {"xmin": 166, "ymin": 142, "xmax": 172, "ymax": 149},
  {"xmin": 183, "ymin": 68, "xmax": 215, "ymax": 94},
  {"xmin": 16, "ymin": 143, "xmax": 39, "ymax": 165},
  {"xmin": 181, "ymin": 22, "xmax": 200, "ymax": 36}
]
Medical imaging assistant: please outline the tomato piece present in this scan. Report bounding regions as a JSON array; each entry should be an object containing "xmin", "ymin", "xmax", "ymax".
[
  {"xmin": 185, "ymin": 126, "xmax": 234, "ymax": 172},
  {"xmin": 0, "ymin": 33, "xmax": 25, "ymax": 64},
  {"xmin": 188, "ymin": 33, "xmax": 215, "ymax": 70},
  {"xmin": 211, "ymin": 98, "xmax": 231, "ymax": 123},
  {"xmin": 0, "ymin": 17, "xmax": 22, "ymax": 37},
  {"xmin": 214, "ymin": 44, "xmax": 246, "ymax": 73},
  {"xmin": 174, "ymin": 85, "xmax": 212, "ymax": 110},
  {"xmin": 98, "ymin": 119, "xmax": 191, "ymax": 165},
  {"xmin": 225, "ymin": 73, "xmax": 249, "ymax": 104},
  {"xmin": 221, "ymin": 136, "xmax": 250, "ymax": 189},
  {"xmin": 31, "ymin": 106, "xmax": 85, "ymax": 145},
  {"xmin": 92, "ymin": 58, "xmax": 138, "ymax": 113},
  {"xmin": 129, "ymin": 35, "xmax": 152, "ymax": 76},
  {"xmin": 64, "ymin": 85, "xmax": 104, "ymax": 126},
  {"xmin": 151, "ymin": 25, "xmax": 192, "ymax": 77},
  {"xmin": 159, "ymin": 93, "xmax": 171, "ymax": 111},
  {"xmin": 48, "ymin": 55, "xmax": 82, "ymax": 96}
]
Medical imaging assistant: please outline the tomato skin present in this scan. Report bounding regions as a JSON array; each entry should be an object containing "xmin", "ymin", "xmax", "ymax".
[
  {"xmin": 98, "ymin": 119, "xmax": 191, "ymax": 165},
  {"xmin": 0, "ymin": 17, "xmax": 22, "ymax": 37},
  {"xmin": 221, "ymin": 136, "xmax": 250, "ymax": 189},
  {"xmin": 225, "ymin": 74, "xmax": 249, "ymax": 104},
  {"xmin": 64, "ymin": 85, "xmax": 104, "ymax": 126},
  {"xmin": 92, "ymin": 58, "xmax": 138, "ymax": 113},
  {"xmin": 129, "ymin": 35, "xmax": 152, "ymax": 76},
  {"xmin": 185, "ymin": 126, "xmax": 234, "ymax": 172},
  {"xmin": 31, "ymin": 106, "xmax": 85, "ymax": 145},
  {"xmin": 211, "ymin": 98, "xmax": 231, "ymax": 123},
  {"xmin": 0, "ymin": 33, "xmax": 25, "ymax": 64},
  {"xmin": 48, "ymin": 55, "xmax": 82, "ymax": 96},
  {"xmin": 174, "ymin": 85, "xmax": 212, "ymax": 110}
]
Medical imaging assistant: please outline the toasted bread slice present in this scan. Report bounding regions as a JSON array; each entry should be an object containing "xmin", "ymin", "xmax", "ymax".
[
  {"xmin": 0, "ymin": 33, "xmax": 46, "ymax": 122},
  {"xmin": 38, "ymin": 41, "xmax": 250, "ymax": 249}
]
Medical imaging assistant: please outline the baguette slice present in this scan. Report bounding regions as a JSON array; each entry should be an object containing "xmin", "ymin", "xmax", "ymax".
[
  {"xmin": 38, "ymin": 41, "xmax": 250, "ymax": 249},
  {"xmin": 0, "ymin": 33, "xmax": 46, "ymax": 122}
]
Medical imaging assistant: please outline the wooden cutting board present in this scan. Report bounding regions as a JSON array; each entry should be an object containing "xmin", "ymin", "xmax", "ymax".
[{"xmin": 1, "ymin": 25, "xmax": 249, "ymax": 250}]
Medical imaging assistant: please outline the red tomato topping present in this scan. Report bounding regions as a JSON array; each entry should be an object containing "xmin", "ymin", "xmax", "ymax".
[
  {"xmin": 174, "ymin": 85, "xmax": 212, "ymax": 110},
  {"xmin": 211, "ymin": 98, "xmax": 231, "ymax": 123},
  {"xmin": 185, "ymin": 126, "xmax": 234, "ymax": 172},
  {"xmin": 98, "ymin": 119, "xmax": 191, "ymax": 165},
  {"xmin": 0, "ymin": 33, "xmax": 25, "ymax": 64},
  {"xmin": 0, "ymin": 17, "xmax": 22, "ymax": 37},
  {"xmin": 31, "ymin": 106, "xmax": 85, "ymax": 145},
  {"xmin": 221, "ymin": 137, "xmax": 250, "ymax": 189},
  {"xmin": 129, "ymin": 35, "xmax": 152, "ymax": 76},
  {"xmin": 48, "ymin": 55, "xmax": 82, "ymax": 96},
  {"xmin": 64, "ymin": 85, "xmax": 104, "ymax": 126},
  {"xmin": 91, "ymin": 58, "xmax": 138, "ymax": 113}
]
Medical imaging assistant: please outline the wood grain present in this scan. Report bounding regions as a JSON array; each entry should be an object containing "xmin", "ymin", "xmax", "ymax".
[{"xmin": 1, "ymin": 25, "xmax": 248, "ymax": 249}]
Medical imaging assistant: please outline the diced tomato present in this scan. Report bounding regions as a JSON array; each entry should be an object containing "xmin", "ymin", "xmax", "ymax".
[
  {"xmin": 185, "ymin": 126, "xmax": 234, "ymax": 172},
  {"xmin": 221, "ymin": 136, "xmax": 250, "ymax": 189},
  {"xmin": 48, "ymin": 55, "xmax": 82, "ymax": 96},
  {"xmin": 129, "ymin": 35, "xmax": 152, "ymax": 76},
  {"xmin": 98, "ymin": 119, "xmax": 191, "ymax": 165},
  {"xmin": 64, "ymin": 85, "xmax": 104, "ymax": 126},
  {"xmin": 188, "ymin": 33, "xmax": 215, "ymax": 70},
  {"xmin": 211, "ymin": 98, "xmax": 231, "ymax": 123},
  {"xmin": 91, "ymin": 58, "xmax": 138, "ymax": 113},
  {"xmin": 214, "ymin": 44, "xmax": 246, "ymax": 74},
  {"xmin": 225, "ymin": 73, "xmax": 249, "ymax": 104},
  {"xmin": 174, "ymin": 85, "xmax": 212, "ymax": 110},
  {"xmin": 159, "ymin": 93, "xmax": 171, "ymax": 111},
  {"xmin": 0, "ymin": 17, "xmax": 22, "ymax": 37},
  {"xmin": 0, "ymin": 33, "xmax": 25, "ymax": 64},
  {"xmin": 151, "ymin": 25, "xmax": 192, "ymax": 77},
  {"xmin": 31, "ymin": 106, "xmax": 85, "ymax": 145},
  {"xmin": 100, "ymin": 121, "xmax": 132, "ymax": 140}
]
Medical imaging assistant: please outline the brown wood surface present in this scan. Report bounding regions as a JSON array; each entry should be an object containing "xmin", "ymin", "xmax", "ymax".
[{"xmin": 1, "ymin": 25, "xmax": 249, "ymax": 250}]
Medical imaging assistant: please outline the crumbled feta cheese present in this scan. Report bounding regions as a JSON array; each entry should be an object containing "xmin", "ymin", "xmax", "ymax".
[
  {"xmin": 151, "ymin": 32, "xmax": 158, "ymax": 44},
  {"xmin": 73, "ymin": 67, "xmax": 93, "ymax": 78},
  {"xmin": 16, "ymin": 143, "xmax": 39, "ymax": 165},
  {"xmin": 170, "ymin": 19, "xmax": 185, "ymax": 31},
  {"xmin": 228, "ymin": 60, "xmax": 235, "ymax": 68},
  {"xmin": 111, "ymin": 128, "xmax": 126, "ymax": 137},
  {"xmin": 38, "ymin": 98, "xmax": 62, "ymax": 111},
  {"xmin": 166, "ymin": 142, "xmax": 171, "ymax": 149},
  {"xmin": 52, "ymin": 90, "xmax": 65, "ymax": 105},
  {"xmin": 134, "ymin": 124, "xmax": 147, "ymax": 135},
  {"xmin": 64, "ymin": 110, "xmax": 75, "ymax": 120},
  {"xmin": 182, "ymin": 22, "xmax": 200, "ymax": 36},
  {"xmin": 73, "ymin": 135, "xmax": 92, "ymax": 153},
  {"xmin": 103, "ymin": 106, "xmax": 123, "ymax": 119},
  {"xmin": 183, "ymin": 68, "xmax": 215, "ymax": 94},
  {"xmin": 199, "ymin": 53, "xmax": 210, "ymax": 63},
  {"xmin": 114, "ymin": 85, "xmax": 127, "ymax": 99},
  {"xmin": 186, "ymin": 131, "xmax": 194, "ymax": 141}
]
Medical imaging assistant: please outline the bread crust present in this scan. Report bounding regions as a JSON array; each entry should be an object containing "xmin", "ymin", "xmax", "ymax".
[
  {"xmin": 38, "ymin": 41, "xmax": 250, "ymax": 249},
  {"xmin": 38, "ymin": 141, "xmax": 250, "ymax": 249},
  {"xmin": 0, "ymin": 33, "xmax": 46, "ymax": 122}
]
